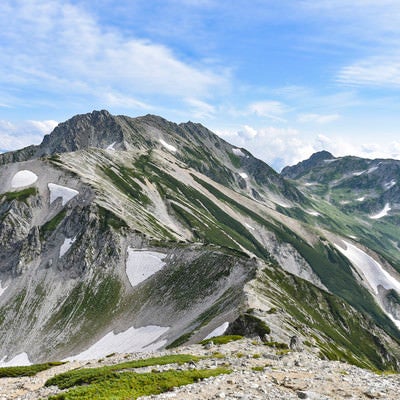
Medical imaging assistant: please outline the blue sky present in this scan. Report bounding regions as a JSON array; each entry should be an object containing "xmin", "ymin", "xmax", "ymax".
[{"xmin": 1, "ymin": 0, "xmax": 400, "ymax": 170}]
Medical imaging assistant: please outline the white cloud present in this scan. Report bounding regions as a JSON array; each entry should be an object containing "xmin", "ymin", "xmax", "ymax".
[
  {"xmin": 247, "ymin": 101, "xmax": 287, "ymax": 121},
  {"xmin": 0, "ymin": 119, "xmax": 57, "ymax": 151},
  {"xmin": 238, "ymin": 125, "xmax": 258, "ymax": 139},
  {"xmin": 185, "ymin": 98, "xmax": 216, "ymax": 119},
  {"xmin": 337, "ymin": 57, "xmax": 400, "ymax": 87},
  {"xmin": 0, "ymin": 0, "xmax": 228, "ymax": 110},
  {"xmin": 102, "ymin": 93, "xmax": 152, "ymax": 110},
  {"xmin": 27, "ymin": 120, "xmax": 58, "ymax": 134},
  {"xmin": 297, "ymin": 113, "xmax": 340, "ymax": 124},
  {"xmin": 216, "ymin": 125, "xmax": 400, "ymax": 171}
]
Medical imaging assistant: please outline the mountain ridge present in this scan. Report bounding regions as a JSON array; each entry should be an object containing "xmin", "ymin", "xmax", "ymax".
[{"xmin": 0, "ymin": 110, "xmax": 400, "ymax": 373}]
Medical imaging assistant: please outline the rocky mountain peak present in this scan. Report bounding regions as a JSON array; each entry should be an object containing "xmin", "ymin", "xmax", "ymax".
[
  {"xmin": 39, "ymin": 109, "xmax": 124, "ymax": 155},
  {"xmin": 281, "ymin": 150, "xmax": 335, "ymax": 179}
]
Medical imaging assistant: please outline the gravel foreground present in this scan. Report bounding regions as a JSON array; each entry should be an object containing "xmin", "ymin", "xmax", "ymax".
[{"xmin": 1, "ymin": 338, "xmax": 399, "ymax": 400}]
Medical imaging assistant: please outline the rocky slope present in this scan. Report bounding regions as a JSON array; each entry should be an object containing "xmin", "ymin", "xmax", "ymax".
[
  {"xmin": 1, "ymin": 338, "xmax": 400, "ymax": 400},
  {"xmin": 0, "ymin": 111, "xmax": 399, "ymax": 373}
]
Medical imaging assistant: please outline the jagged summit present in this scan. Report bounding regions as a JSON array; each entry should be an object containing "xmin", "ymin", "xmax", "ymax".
[{"xmin": 0, "ymin": 110, "xmax": 305, "ymax": 203}]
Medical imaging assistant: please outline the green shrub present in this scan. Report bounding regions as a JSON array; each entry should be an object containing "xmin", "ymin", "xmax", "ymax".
[
  {"xmin": 200, "ymin": 335, "xmax": 243, "ymax": 346},
  {"xmin": 45, "ymin": 354, "xmax": 201, "ymax": 389},
  {"xmin": 0, "ymin": 361, "xmax": 65, "ymax": 378},
  {"xmin": 3, "ymin": 187, "xmax": 37, "ymax": 203},
  {"xmin": 47, "ymin": 368, "xmax": 231, "ymax": 400}
]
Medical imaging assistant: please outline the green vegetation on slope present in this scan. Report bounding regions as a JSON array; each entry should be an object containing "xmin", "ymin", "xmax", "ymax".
[
  {"xmin": 44, "ymin": 274, "xmax": 122, "ymax": 354},
  {"xmin": 192, "ymin": 174, "xmax": 400, "ymax": 340},
  {"xmin": 98, "ymin": 206, "xmax": 127, "ymax": 231},
  {"xmin": 40, "ymin": 209, "xmax": 67, "ymax": 238},
  {"xmin": 261, "ymin": 266, "xmax": 398, "ymax": 371},
  {"xmin": 48, "ymin": 368, "xmax": 230, "ymax": 400},
  {"xmin": 102, "ymin": 165, "xmax": 150, "ymax": 206},
  {"xmin": 200, "ymin": 335, "xmax": 243, "ymax": 346},
  {"xmin": 46, "ymin": 354, "xmax": 229, "ymax": 400},
  {"xmin": 143, "ymin": 165, "xmax": 273, "ymax": 261},
  {"xmin": 45, "ymin": 354, "xmax": 201, "ymax": 389},
  {"xmin": 0, "ymin": 362, "xmax": 64, "ymax": 378},
  {"xmin": 2, "ymin": 187, "xmax": 38, "ymax": 203}
]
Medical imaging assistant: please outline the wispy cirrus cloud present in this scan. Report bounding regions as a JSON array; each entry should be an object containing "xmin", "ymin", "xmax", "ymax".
[
  {"xmin": 185, "ymin": 98, "xmax": 216, "ymax": 119},
  {"xmin": 297, "ymin": 113, "xmax": 340, "ymax": 124},
  {"xmin": 247, "ymin": 101, "xmax": 288, "ymax": 121},
  {"xmin": 337, "ymin": 56, "xmax": 400, "ymax": 88}
]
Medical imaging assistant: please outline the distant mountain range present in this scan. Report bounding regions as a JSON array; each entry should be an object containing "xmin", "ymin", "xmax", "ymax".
[{"xmin": 0, "ymin": 110, "xmax": 399, "ymax": 371}]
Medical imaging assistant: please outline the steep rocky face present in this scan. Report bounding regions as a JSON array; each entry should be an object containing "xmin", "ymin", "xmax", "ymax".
[{"xmin": 0, "ymin": 111, "xmax": 399, "ymax": 371}]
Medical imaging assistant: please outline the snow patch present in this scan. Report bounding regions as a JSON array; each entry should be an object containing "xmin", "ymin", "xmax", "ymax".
[
  {"xmin": 60, "ymin": 237, "xmax": 76, "ymax": 258},
  {"xmin": 106, "ymin": 141, "xmax": 116, "ymax": 151},
  {"xmin": 0, "ymin": 352, "xmax": 31, "ymax": 367},
  {"xmin": 369, "ymin": 203, "xmax": 391, "ymax": 219},
  {"xmin": 126, "ymin": 249, "xmax": 166, "ymax": 288},
  {"xmin": 0, "ymin": 281, "xmax": 7, "ymax": 297},
  {"xmin": 335, "ymin": 240, "xmax": 400, "ymax": 328},
  {"xmin": 239, "ymin": 172, "xmax": 248, "ymax": 179},
  {"xmin": 232, "ymin": 148, "xmax": 245, "ymax": 157},
  {"xmin": 384, "ymin": 180, "xmax": 396, "ymax": 190},
  {"xmin": 305, "ymin": 210, "xmax": 320, "ymax": 216},
  {"xmin": 304, "ymin": 182, "xmax": 317, "ymax": 186},
  {"xmin": 48, "ymin": 183, "xmax": 79, "ymax": 206},
  {"xmin": 204, "ymin": 322, "xmax": 229, "ymax": 340},
  {"xmin": 159, "ymin": 139, "xmax": 177, "ymax": 153},
  {"xmin": 65, "ymin": 325, "xmax": 169, "ymax": 361},
  {"xmin": 11, "ymin": 170, "xmax": 38, "ymax": 188},
  {"xmin": 356, "ymin": 197, "xmax": 365, "ymax": 202},
  {"xmin": 352, "ymin": 171, "xmax": 365, "ymax": 176},
  {"xmin": 245, "ymin": 223, "xmax": 255, "ymax": 230},
  {"xmin": 367, "ymin": 166, "xmax": 378, "ymax": 174},
  {"xmin": 323, "ymin": 158, "xmax": 339, "ymax": 163}
]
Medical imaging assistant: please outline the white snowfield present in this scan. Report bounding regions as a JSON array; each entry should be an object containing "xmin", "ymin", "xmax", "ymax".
[
  {"xmin": 239, "ymin": 172, "xmax": 248, "ymax": 179},
  {"xmin": 323, "ymin": 158, "xmax": 339, "ymax": 163},
  {"xmin": 367, "ymin": 166, "xmax": 379, "ymax": 174},
  {"xmin": 0, "ymin": 280, "xmax": 7, "ymax": 297},
  {"xmin": 369, "ymin": 203, "xmax": 391, "ymax": 219},
  {"xmin": 0, "ymin": 352, "xmax": 31, "ymax": 367},
  {"xmin": 126, "ymin": 249, "xmax": 166, "ymax": 288},
  {"xmin": 159, "ymin": 139, "xmax": 177, "ymax": 153},
  {"xmin": 384, "ymin": 180, "xmax": 396, "ymax": 190},
  {"xmin": 204, "ymin": 322, "xmax": 229, "ymax": 340},
  {"xmin": 232, "ymin": 148, "xmax": 245, "ymax": 157},
  {"xmin": 305, "ymin": 209, "xmax": 320, "ymax": 216},
  {"xmin": 11, "ymin": 170, "xmax": 38, "ymax": 188},
  {"xmin": 60, "ymin": 237, "xmax": 76, "ymax": 258},
  {"xmin": 48, "ymin": 183, "xmax": 79, "ymax": 206},
  {"xmin": 352, "ymin": 165, "xmax": 378, "ymax": 177},
  {"xmin": 106, "ymin": 141, "xmax": 116, "ymax": 151},
  {"xmin": 65, "ymin": 325, "xmax": 169, "ymax": 361},
  {"xmin": 335, "ymin": 240, "xmax": 400, "ymax": 328}
]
